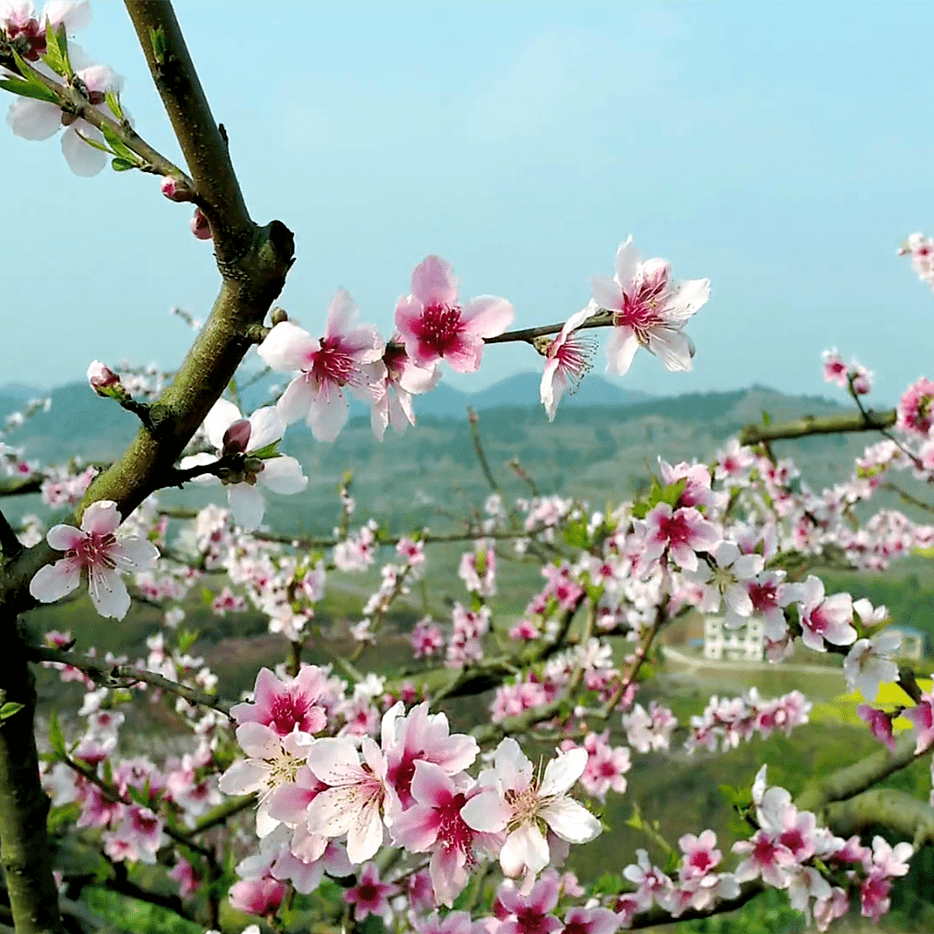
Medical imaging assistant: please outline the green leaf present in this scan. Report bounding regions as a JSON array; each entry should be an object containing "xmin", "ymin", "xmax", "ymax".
[
  {"xmin": 0, "ymin": 75, "xmax": 59, "ymax": 105},
  {"xmin": 761, "ymin": 409, "xmax": 772, "ymax": 426},
  {"xmin": 99, "ymin": 122, "xmax": 137, "ymax": 161},
  {"xmin": 0, "ymin": 702, "xmax": 24, "ymax": 721},
  {"xmin": 40, "ymin": 21, "xmax": 69, "ymax": 76},
  {"xmin": 111, "ymin": 157, "xmax": 135, "ymax": 172},
  {"xmin": 48, "ymin": 713, "xmax": 66, "ymax": 758},
  {"xmin": 250, "ymin": 440, "xmax": 281, "ymax": 460},
  {"xmin": 201, "ymin": 587, "xmax": 214, "ymax": 606},
  {"xmin": 562, "ymin": 518, "xmax": 589, "ymax": 549},
  {"xmin": 104, "ymin": 89, "xmax": 125, "ymax": 122},
  {"xmin": 74, "ymin": 129, "xmax": 112, "ymax": 154},
  {"xmin": 149, "ymin": 26, "xmax": 168, "ymax": 65},
  {"xmin": 178, "ymin": 629, "xmax": 200, "ymax": 654}
]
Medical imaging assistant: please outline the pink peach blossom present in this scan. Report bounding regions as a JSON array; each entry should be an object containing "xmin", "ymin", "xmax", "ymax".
[{"xmin": 395, "ymin": 255, "xmax": 513, "ymax": 373}]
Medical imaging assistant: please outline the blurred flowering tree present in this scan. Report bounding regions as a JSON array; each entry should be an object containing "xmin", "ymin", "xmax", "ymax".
[{"xmin": 2, "ymin": 4, "xmax": 934, "ymax": 934}]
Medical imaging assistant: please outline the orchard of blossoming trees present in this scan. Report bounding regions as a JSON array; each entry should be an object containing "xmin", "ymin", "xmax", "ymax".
[{"xmin": 2, "ymin": 3, "xmax": 934, "ymax": 934}]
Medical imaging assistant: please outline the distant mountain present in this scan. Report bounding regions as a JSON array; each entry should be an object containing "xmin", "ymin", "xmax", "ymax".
[
  {"xmin": 0, "ymin": 383, "xmax": 47, "ymax": 404},
  {"xmin": 465, "ymin": 371, "xmax": 652, "ymax": 410}
]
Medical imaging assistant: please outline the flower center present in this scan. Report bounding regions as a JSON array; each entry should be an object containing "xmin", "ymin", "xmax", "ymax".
[
  {"xmin": 415, "ymin": 302, "xmax": 464, "ymax": 353},
  {"xmin": 311, "ymin": 337, "xmax": 358, "ymax": 387},
  {"xmin": 74, "ymin": 533, "xmax": 117, "ymax": 569}
]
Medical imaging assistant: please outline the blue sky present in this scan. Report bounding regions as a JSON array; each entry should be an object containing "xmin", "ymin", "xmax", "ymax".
[{"xmin": 2, "ymin": 0, "xmax": 933, "ymax": 405}]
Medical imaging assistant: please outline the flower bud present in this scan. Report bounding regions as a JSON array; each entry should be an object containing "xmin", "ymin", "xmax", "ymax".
[
  {"xmin": 221, "ymin": 418, "xmax": 252, "ymax": 455},
  {"xmin": 87, "ymin": 360, "xmax": 127, "ymax": 400},
  {"xmin": 160, "ymin": 175, "xmax": 195, "ymax": 203},
  {"xmin": 190, "ymin": 207, "xmax": 212, "ymax": 240},
  {"xmin": 270, "ymin": 307, "xmax": 289, "ymax": 326}
]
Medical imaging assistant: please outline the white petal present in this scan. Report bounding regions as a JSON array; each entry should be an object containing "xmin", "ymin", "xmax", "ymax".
[
  {"xmin": 541, "ymin": 796, "xmax": 601, "ymax": 844},
  {"xmin": 236, "ymin": 722, "xmax": 282, "ymax": 759},
  {"xmin": 346, "ymin": 799, "xmax": 385, "ymax": 864},
  {"xmin": 110, "ymin": 537, "xmax": 159, "ymax": 571},
  {"xmin": 501, "ymin": 823, "xmax": 550, "ymax": 876},
  {"xmin": 614, "ymin": 236, "xmax": 640, "ymax": 288},
  {"xmin": 87, "ymin": 567, "xmax": 130, "ymax": 619},
  {"xmin": 227, "ymin": 484, "xmax": 265, "ymax": 531},
  {"xmin": 6, "ymin": 97, "xmax": 61, "ymax": 141},
  {"xmin": 203, "ymin": 398, "xmax": 241, "ymax": 451},
  {"xmin": 259, "ymin": 322, "xmax": 319, "ymax": 373},
  {"xmin": 218, "ymin": 759, "xmax": 268, "ymax": 796},
  {"xmin": 647, "ymin": 328, "xmax": 693, "ymax": 372},
  {"xmin": 61, "ymin": 124, "xmax": 108, "ymax": 176},
  {"xmin": 540, "ymin": 747, "xmax": 587, "ymax": 796},
  {"xmin": 605, "ymin": 326, "xmax": 639, "ymax": 376},
  {"xmin": 277, "ymin": 375, "xmax": 315, "ymax": 424},
  {"xmin": 259, "ymin": 457, "xmax": 307, "ymax": 495},
  {"xmin": 460, "ymin": 791, "xmax": 510, "ymax": 833},
  {"xmin": 307, "ymin": 390, "xmax": 349, "ymax": 443},
  {"xmin": 247, "ymin": 406, "xmax": 285, "ymax": 451}
]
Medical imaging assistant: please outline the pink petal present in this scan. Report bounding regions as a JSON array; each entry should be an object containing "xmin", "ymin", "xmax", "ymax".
[
  {"xmin": 461, "ymin": 296, "xmax": 514, "ymax": 340},
  {"xmin": 46, "ymin": 524, "xmax": 86, "ymax": 552},
  {"xmin": 79, "ymin": 500, "xmax": 121, "ymax": 536},
  {"xmin": 29, "ymin": 558, "xmax": 81, "ymax": 604},
  {"xmin": 411, "ymin": 255, "xmax": 459, "ymax": 307},
  {"xmin": 439, "ymin": 334, "xmax": 484, "ymax": 374},
  {"xmin": 410, "ymin": 761, "xmax": 454, "ymax": 808}
]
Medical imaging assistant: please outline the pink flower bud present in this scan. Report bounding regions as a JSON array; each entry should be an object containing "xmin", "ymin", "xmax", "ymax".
[
  {"xmin": 87, "ymin": 360, "xmax": 125, "ymax": 398},
  {"xmin": 160, "ymin": 175, "xmax": 194, "ymax": 203},
  {"xmin": 190, "ymin": 207, "xmax": 212, "ymax": 240},
  {"xmin": 221, "ymin": 417, "xmax": 252, "ymax": 455}
]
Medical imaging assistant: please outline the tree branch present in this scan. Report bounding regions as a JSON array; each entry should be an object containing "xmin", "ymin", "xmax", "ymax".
[
  {"xmin": 823, "ymin": 787, "xmax": 934, "ymax": 849},
  {"xmin": 28, "ymin": 645, "xmax": 233, "ymax": 718},
  {"xmin": 738, "ymin": 409, "xmax": 896, "ymax": 446},
  {"xmin": 124, "ymin": 0, "xmax": 253, "ymax": 259}
]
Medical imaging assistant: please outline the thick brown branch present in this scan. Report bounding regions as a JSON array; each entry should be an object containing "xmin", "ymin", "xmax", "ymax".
[
  {"xmin": 738, "ymin": 409, "xmax": 896, "ymax": 445},
  {"xmin": 124, "ymin": 0, "xmax": 254, "ymax": 259},
  {"xmin": 0, "ymin": 629, "xmax": 67, "ymax": 934}
]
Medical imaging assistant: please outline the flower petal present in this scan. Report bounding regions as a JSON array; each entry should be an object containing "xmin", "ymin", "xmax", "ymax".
[{"xmin": 29, "ymin": 558, "xmax": 81, "ymax": 604}]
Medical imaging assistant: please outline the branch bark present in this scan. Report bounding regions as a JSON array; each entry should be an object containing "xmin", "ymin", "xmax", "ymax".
[{"xmin": 738, "ymin": 409, "xmax": 896, "ymax": 446}]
